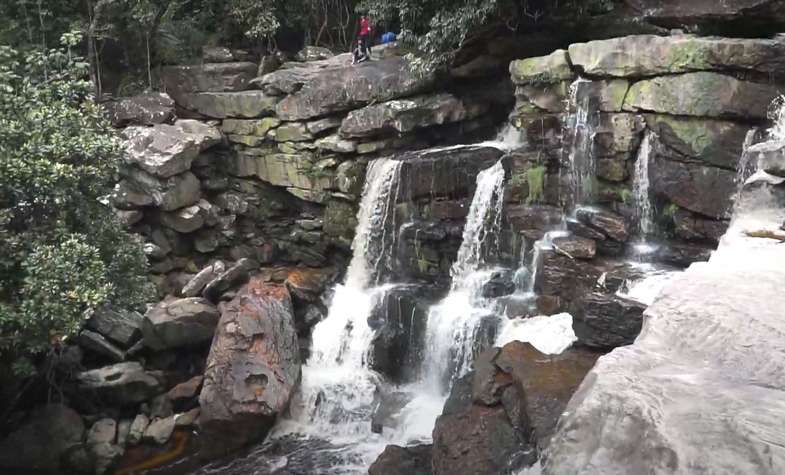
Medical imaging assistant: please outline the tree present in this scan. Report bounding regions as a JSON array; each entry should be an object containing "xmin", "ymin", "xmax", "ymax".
[{"xmin": 0, "ymin": 32, "xmax": 153, "ymax": 376}]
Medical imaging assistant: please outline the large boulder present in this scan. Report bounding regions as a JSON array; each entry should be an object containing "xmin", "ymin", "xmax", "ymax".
[
  {"xmin": 265, "ymin": 56, "xmax": 436, "ymax": 120},
  {"xmin": 568, "ymin": 35, "xmax": 785, "ymax": 78},
  {"xmin": 86, "ymin": 307, "xmax": 143, "ymax": 348},
  {"xmin": 574, "ymin": 293, "xmax": 647, "ymax": 349},
  {"xmin": 198, "ymin": 278, "xmax": 300, "ymax": 455},
  {"xmin": 0, "ymin": 404, "xmax": 84, "ymax": 474},
  {"xmin": 122, "ymin": 125, "xmax": 201, "ymax": 178},
  {"xmin": 141, "ymin": 297, "xmax": 220, "ymax": 350},
  {"xmin": 397, "ymin": 146, "xmax": 504, "ymax": 201},
  {"xmin": 116, "ymin": 170, "xmax": 201, "ymax": 211},
  {"xmin": 178, "ymin": 91, "xmax": 279, "ymax": 119},
  {"xmin": 104, "ymin": 92, "xmax": 175, "ymax": 127},
  {"xmin": 510, "ymin": 49, "xmax": 573, "ymax": 85},
  {"xmin": 339, "ymin": 93, "xmax": 486, "ymax": 138},
  {"xmin": 650, "ymin": 151, "xmax": 737, "ymax": 219},
  {"xmin": 623, "ymin": 72, "xmax": 781, "ymax": 120},
  {"xmin": 76, "ymin": 362, "xmax": 163, "ymax": 406},
  {"xmin": 645, "ymin": 114, "xmax": 749, "ymax": 169},
  {"xmin": 162, "ymin": 62, "xmax": 257, "ymax": 104}
]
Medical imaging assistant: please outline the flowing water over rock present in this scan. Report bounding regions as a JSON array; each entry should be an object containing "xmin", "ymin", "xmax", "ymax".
[
  {"xmin": 632, "ymin": 132, "xmax": 655, "ymax": 237},
  {"xmin": 565, "ymin": 79, "xmax": 597, "ymax": 210},
  {"xmin": 544, "ymin": 111, "xmax": 785, "ymax": 474}
]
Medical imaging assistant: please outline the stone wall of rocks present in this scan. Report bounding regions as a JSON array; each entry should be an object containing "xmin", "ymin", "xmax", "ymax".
[{"xmin": 504, "ymin": 34, "xmax": 785, "ymax": 342}]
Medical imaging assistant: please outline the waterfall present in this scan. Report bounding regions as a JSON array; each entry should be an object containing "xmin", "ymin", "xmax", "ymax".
[
  {"xmin": 525, "ymin": 230, "xmax": 569, "ymax": 294},
  {"xmin": 632, "ymin": 132, "xmax": 655, "ymax": 236},
  {"xmin": 565, "ymin": 78, "xmax": 596, "ymax": 210},
  {"xmin": 421, "ymin": 161, "xmax": 506, "ymax": 393},
  {"xmin": 284, "ymin": 158, "xmax": 403, "ymax": 451}
]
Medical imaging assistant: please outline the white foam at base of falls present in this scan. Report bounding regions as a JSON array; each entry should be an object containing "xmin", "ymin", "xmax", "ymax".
[
  {"xmin": 496, "ymin": 313, "xmax": 577, "ymax": 355},
  {"xmin": 617, "ymin": 270, "xmax": 679, "ymax": 306}
]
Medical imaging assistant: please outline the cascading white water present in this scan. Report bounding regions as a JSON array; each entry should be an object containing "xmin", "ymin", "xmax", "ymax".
[
  {"xmin": 276, "ymin": 158, "xmax": 403, "ymax": 468},
  {"xmin": 525, "ymin": 230, "xmax": 570, "ymax": 294},
  {"xmin": 633, "ymin": 132, "xmax": 655, "ymax": 236},
  {"xmin": 421, "ymin": 161, "xmax": 507, "ymax": 393},
  {"xmin": 565, "ymin": 78, "xmax": 596, "ymax": 210}
]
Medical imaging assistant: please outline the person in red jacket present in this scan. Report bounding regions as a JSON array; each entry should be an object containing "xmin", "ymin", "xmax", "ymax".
[{"xmin": 359, "ymin": 15, "xmax": 372, "ymax": 60}]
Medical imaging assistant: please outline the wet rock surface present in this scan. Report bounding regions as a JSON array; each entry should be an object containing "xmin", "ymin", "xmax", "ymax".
[
  {"xmin": 199, "ymin": 277, "xmax": 300, "ymax": 456},
  {"xmin": 574, "ymin": 292, "xmax": 647, "ymax": 349}
]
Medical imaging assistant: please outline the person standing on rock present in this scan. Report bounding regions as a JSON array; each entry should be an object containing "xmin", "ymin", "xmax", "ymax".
[{"xmin": 359, "ymin": 14, "xmax": 372, "ymax": 60}]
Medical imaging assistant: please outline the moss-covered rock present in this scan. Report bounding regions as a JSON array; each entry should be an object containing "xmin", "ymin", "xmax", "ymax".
[
  {"xmin": 623, "ymin": 72, "xmax": 780, "ymax": 120},
  {"xmin": 510, "ymin": 49, "xmax": 574, "ymax": 85},
  {"xmin": 569, "ymin": 35, "xmax": 785, "ymax": 78}
]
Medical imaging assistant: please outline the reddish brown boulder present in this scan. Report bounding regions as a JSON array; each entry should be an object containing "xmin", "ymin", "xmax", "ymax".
[{"xmin": 198, "ymin": 278, "xmax": 300, "ymax": 456}]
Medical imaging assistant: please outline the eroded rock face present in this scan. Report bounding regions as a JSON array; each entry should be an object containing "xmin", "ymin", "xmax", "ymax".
[
  {"xmin": 199, "ymin": 278, "xmax": 300, "ymax": 456},
  {"xmin": 0, "ymin": 404, "xmax": 85, "ymax": 473},
  {"xmin": 162, "ymin": 62, "xmax": 258, "ymax": 103}
]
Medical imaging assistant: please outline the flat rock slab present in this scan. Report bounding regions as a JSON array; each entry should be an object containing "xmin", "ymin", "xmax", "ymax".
[
  {"xmin": 545, "ymin": 224, "xmax": 785, "ymax": 473},
  {"xmin": 142, "ymin": 297, "xmax": 220, "ymax": 350},
  {"xmin": 569, "ymin": 34, "xmax": 785, "ymax": 78},
  {"xmin": 76, "ymin": 362, "xmax": 162, "ymax": 406},
  {"xmin": 623, "ymin": 72, "xmax": 781, "ymax": 120}
]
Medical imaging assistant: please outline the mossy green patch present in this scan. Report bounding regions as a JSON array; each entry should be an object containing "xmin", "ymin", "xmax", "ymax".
[{"xmin": 526, "ymin": 166, "xmax": 546, "ymax": 204}]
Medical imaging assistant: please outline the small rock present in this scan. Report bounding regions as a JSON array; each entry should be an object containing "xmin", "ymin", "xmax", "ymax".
[
  {"xmin": 575, "ymin": 292, "xmax": 647, "ymax": 349},
  {"xmin": 174, "ymin": 408, "xmax": 201, "ymax": 428},
  {"xmin": 87, "ymin": 418, "xmax": 117, "ymax": 445},
  {"xmin": 160, "ymin": 204, "xmax": 205, "ymax": 233},
  {"xmin": 77, "ymin": 330, "xmax": 126, "ymax": 362},
  {"xmin": 552, "ymin": 235, "xmax": 597, "ymax": 259},
  {"xmin": 76, "ymin": 362, "xmax": 162, "ymax": 406},
  {"xmin": 182, "ymin": 261, "xmax": 226, "ymax": 297},
  {"xmin": 86, "ymin": 307, "xmax": 143, "ymax": 348},
  {"xmin": 168, "ymin": 375, "xmax": 204, "ymax": 402},
  {"xmin": 149, "ymin": 394, "xmax": 174, "ymax": 419},
  {"xmin": 143, "ymin": 416, "xmax": 176, "ymax": 445},
  {"xmin": 575, "ymin": 207, "xmax": 629, "ymax": 242},
  {"xmin": 117, "ymin": 419, "xmax": 132, "ymax": 447},
  {"xmin": 127, "ymin": 414, "xmax": 150, "ymax": 446},
  {"xmin": 202, "ymin": 258, "xmax": 256, "ymax": 302}
]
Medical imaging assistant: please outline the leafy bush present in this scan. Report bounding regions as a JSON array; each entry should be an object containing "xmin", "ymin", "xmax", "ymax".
[{"xmin": 0, "ymin": 33, "xmax": 152, "ymax": 375}]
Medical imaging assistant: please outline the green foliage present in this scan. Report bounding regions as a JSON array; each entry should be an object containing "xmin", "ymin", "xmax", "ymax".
[{"xmin": 0, "ymin": 34, "xmax": 152, "ymax": 375}]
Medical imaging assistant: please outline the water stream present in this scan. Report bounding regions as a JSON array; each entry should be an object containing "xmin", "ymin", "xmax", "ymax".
[{"xmin": 632, "ymin": 132, "xmax": 655, "ymax": 237}]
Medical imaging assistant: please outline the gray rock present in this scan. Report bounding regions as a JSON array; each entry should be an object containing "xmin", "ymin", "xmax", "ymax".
[
  {"xmin": 182, "ymin": 261, "xmax": 226, "ymax": 297},
  {"xmin": 172, "ymin": 119, "xmax": 223, "ymax": 150},
  {"xmin": 271, "ymin": 122, "xmax": 313, "ymax": 142},
  {"xmin": 168, "ymin": 375, "xmax": 204, "ymax": 401},
  {"xmin": 149, "ymin": 394, "xmax": 173, "ymax": 419},
  {"xmin": 623, "ymin": 72, "xmax": 781, "ymax": 120},
  {"xmin": 143, "ymin": 417, "xmax": 176, "ymax": 445},
  {"xmin": 306, "ymin": 116, "xmax": 343, "ymax": 135},
  {"xmin": 673, "ymin": 208, "xmax": 728, "ymax": 243},
  {"xmin": 369, "ymin": 444, "xmax": 432, "ymax": 475},
  {"xmin": 162, "ymin": 62, "xmax": 257, "ymax": 104},
  {"xmin": 510, "ymin": 49, "xmax": 573, "ymax": 85},
  {"xmin": 174, "ymin": 408, "xmax": 201, "ymax": 428},
  {"xmin": 199, "ymin": 278, "xmax": 300, "ymax": 455},
  {"xmin": 748, "ymin": 139, "xmax": 785, "ymax": 177},
  {"xmin": 160, "ymin": 204, "xmax": 205, "ymax": 233},
  {"xmin": 76, "ymin": 362, "xmax": 163, "ymax": 406},
  {"xmin": 77, "ymin": 330, "xmax": 125, "ymax": 362},
  {"xmin": 339, "ymin": 93, "xmax": 486, "ymax": 138},
  {"xmin": 315, "ymin": 134, "xmax": 357, "ymax": 153},
  {"xmin": 650, "ymin": 152, "xmax": 737, "ymax": 219},
  {"xmin": 119, "ymin": 169, "xmax": 201, "ymax": 212},
  {"xmin": 221, "ymin": 117, "xmax": 280, "ymax": 135},
  {"xmin": 296, "ymin": 46, "xmax": 334, "ymax": 62},
  {"xmin": 116, "ymin": 209, "xmax": 144, "ymax": 227},
  {"xmin": 87, "ymin": 418, "xmax": 116, "ymax": 445},
  {"xmin": 142, "ymin": 297, "xmax": 221, "ymax": 350},
  {"xmin": 266, "ymin": 56, "xmax": 435, "ymax": 120},
  {"xmin": 575, "ymin": 207, "xmax": 630, "ymax": 242},
  {"xmin": 88, "ymin": 442, "xmax": 123, "ymax": 475},
  {"xmin": 122, "ymin": 125, "xmax": 200, "ymax": 178},
  {"xmin": 568, "ymin": 35, "xmax": 785, "ymax": 78},
  {"xmin": 202, "ymin": 258, "xmax": 256, "ymax": 302},
  {"xmin": 0, "ymin": 405, "xmax": 84, "ymax": 473},
  {"xmin": 127, "ymin": 414, "xmax": 149, "ymax": 446},
  {"xmin": 116, "ymin": 420, "xmax": 132, "ymax": 448},
  {"xmin": 202, "ymin": 46, "xmax": 234, "ymax": 63},
  {"xmin": 625, "ymin": 0, "xmax": 785, "ymax": 33},
  {"xmin": 86, "ymin": 307, "xmax": 143, "ymax": 348},
  {"xmin": 178, "ymin": 91, "xmax": 279, "ymax": 119},
  {"xmin": 105, "ymin": 92, "xmax": 174, "ymax": 127},
  {"xmin": 575, "ymin": 293, "xmax": 647, "ymax": 349},
  {"xmin": 552, "ymin": 235, "xmax": 597, "ymax": 260}
]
